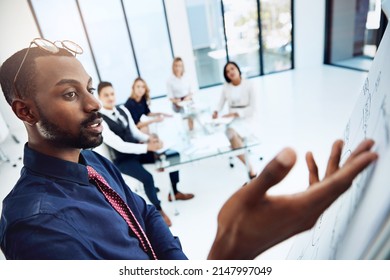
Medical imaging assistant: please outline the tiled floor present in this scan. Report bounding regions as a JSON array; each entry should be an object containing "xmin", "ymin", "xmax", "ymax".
[{"xmin": 0, "ymin": 65, "xmax": 367, "ymax": 260}]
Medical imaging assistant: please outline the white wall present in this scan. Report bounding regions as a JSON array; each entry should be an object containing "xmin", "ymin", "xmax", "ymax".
[
  {"xmin": 293, "ymin": 0, "xmax": 326, "ymax": 70},
  {"xmin": 330, "ymin": 0, "xmax": 356, "ymax": 61},
  {"xmin": 0, "ymin": 0, "xmax": 40, "ymax": 131}
]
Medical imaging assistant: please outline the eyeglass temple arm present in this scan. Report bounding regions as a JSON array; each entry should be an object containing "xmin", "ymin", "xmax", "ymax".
[{"xmin": 13, "ymin": 42, "xmax": 34, "ymax": 84}]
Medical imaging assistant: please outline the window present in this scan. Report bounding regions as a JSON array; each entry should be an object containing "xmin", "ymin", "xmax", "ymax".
[
  {"xmin": 223, "ymin": 0, "xmax": 261, "ymax": 77},
  {"xmin": 30, "ymin": 0, "xmax": 294, "ymax": 94},
  {"xmin": 186, "ymin": 0, "xmax": 226, "ymax": 86},
  {"xmin": 325, "ymin": 0, "xmax": 388, "ymax": 71},
  {"xmin": 78, "ymin": 0, "xmax": 138, "ymax": 102},
  {"xmin": 123, "ymin": 0, "xmax": 173, "ymax": 97},
  {"xmin": 186, "ymin": 0, "xmax": 293, "ymax": 88},
  {"xmin": 30, "ymin": 0, "xmax": 174, "ymax": 102},
  {"xmin": 260, "ymin": 0, "xmax": 293, "ymax": 74},
  {"xmin": 30, "ymin": 0, "xmax": 100, "ymax": 87}
]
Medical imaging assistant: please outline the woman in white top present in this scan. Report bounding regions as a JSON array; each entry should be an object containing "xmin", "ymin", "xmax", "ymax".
[
  {"xmin": 166, "ymin": 57, "xmax": 194, "ymax": 130},
  {"xmin": 212, "ymin": 61, "xmax": 257, "ymax": 179}
]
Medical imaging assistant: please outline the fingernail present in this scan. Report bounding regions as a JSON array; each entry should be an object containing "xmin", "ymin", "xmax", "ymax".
[{"xmin": 276, "ymin": 148, "xmax": 296, "ymax": 167}]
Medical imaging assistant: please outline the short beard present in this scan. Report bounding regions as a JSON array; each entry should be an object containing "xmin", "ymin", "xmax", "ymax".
[{"xmin": 36, "ymin": 104, "xmax": 103, "ymax": 149}]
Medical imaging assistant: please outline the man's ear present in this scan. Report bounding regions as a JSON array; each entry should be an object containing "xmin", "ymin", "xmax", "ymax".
[{"xmin": 11, "ymin": 99, "xmax": 38, "ymax": 126}]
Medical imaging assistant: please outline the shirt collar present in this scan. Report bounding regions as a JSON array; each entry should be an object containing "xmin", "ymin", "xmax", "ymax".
[
  {"xmin": 100, "ymin": 107, "xmax": 118, "ymax": 119},
  {"xmin": 23, "ymin": 143, "xmax": 90, "ymax": 186}
]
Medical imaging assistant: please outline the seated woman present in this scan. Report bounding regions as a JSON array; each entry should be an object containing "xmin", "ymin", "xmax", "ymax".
[
  {"xmin": 166, "ymin": 57, "xmax": 195, "ymax": 131},
  {"xmin": 212, "ymin": 61, "xmax": 257, "ymax": 179},
  {"xmin": 125, "ymin": 77, "xmax": 172, "ymax": 134}
]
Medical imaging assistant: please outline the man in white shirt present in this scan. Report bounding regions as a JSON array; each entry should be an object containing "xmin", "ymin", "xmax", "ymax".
[{"xmin": 97, "ymin": 81, "xmax": 194, "ymax": 226}]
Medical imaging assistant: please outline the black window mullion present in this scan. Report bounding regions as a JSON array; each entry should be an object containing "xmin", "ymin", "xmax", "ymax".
[
  {"xmin": 75, "ymin": 0, "xmax": 102, "ymax": 82},
  {"xmin": 290, "ymin": 0, "xmax": 295, "ymax": 69},
  {"xmin": 376, "ymin": 10, "xmax": 388, "ymax": 47},
  {"xmin": 220, "ymin": 0, "xmax": 229, "ymax": 62},
  {"xmin": 324, "ymin": 0, "xmax": 333, "ymax": 64},
  {"xmin": 120, "ymin": 0, "xmax": 140, "ymax": 77},
  {"xmin": 257, "ymin": 0, "xmax": 264, "ymax": 75},
  {"xmin": 162, "ymin": 0, "xmax": 175, "ymax": 59},
  {"xmin": 28, "ymin": 0, "xmax": 44, "ymax": 38}
]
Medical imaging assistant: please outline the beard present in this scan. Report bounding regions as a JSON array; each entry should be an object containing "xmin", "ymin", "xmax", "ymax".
[{"xmin": 36, "ymin": 106, "xmax": 103, "ymax": 149}]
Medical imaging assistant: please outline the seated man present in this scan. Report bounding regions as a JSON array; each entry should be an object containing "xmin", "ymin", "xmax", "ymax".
[{"xmin": 97, "ymin": 81, "xmax": 193, "ymax": 227}]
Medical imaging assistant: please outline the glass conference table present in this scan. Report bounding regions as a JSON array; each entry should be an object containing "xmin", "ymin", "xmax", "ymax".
[
  {"xmin": 152, "ymin": 113, "xmax": 260, "ymax": 214},
  {"xmin": 156, "ymin": 130, "xmax": 259, "ymax": 175},
  {"xmin": 149, "ymin": 107, "xmax": 260, "ymax": 214},
  {"xmin": 153, "ymin": 104, "xmax": 260, "ymax": 174}
]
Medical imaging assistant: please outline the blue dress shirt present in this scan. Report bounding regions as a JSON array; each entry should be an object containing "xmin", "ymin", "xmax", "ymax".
[{"xmin": 0, "ymin": 144, "xmax": 187, "ymax": 260}]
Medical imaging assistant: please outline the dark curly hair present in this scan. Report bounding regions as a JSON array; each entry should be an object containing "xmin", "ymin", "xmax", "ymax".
[{"xmin": 0, "ymin": 47, "xmax": 73, "ymax": 106}]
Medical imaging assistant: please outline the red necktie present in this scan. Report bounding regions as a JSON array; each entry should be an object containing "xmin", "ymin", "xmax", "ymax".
[{"xmin": 87, "ymin": 166, "xmax": 157, "ymax": 260}]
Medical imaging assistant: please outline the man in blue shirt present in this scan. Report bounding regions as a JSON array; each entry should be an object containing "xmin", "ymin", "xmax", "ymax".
[{"xmin": 0, "ymin": 39, "xmax": 378, "ymax": 259}]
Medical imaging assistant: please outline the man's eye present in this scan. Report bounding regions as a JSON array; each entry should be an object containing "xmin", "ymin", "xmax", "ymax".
[
  {"xmin": 64, "ymin": 91, "xmax": 77, "ymax": 99},
  {"xmin": 88, "ymin": 87, "xmax": 96, "ymax": 94}
]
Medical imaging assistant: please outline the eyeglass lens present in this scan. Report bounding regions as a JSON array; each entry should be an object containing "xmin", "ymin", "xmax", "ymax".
[
  {"xmin": 13, "ymin": 38, "xmax": 83, "ymax": 96},
  {"xmin": 61, "ymin": 40, "xmax": 83, "ymax": 55},
  {"xmin": 33, "ymin": 38, "xmax": 59, "ymax": 53}
]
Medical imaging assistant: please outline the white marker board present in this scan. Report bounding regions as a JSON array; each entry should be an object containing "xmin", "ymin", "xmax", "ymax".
[{"xmin": 287, "ymin": 18, "xmax": 390, "ymax": 259}]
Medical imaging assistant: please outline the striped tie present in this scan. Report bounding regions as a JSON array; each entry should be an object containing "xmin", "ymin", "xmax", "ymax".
[{"xmin": 87, "ymin": 166, "xmax": 157, "ymax": 260}]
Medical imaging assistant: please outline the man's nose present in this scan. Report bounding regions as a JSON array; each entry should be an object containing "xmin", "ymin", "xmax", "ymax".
[{"xmin": 84, "ymin": 92, "xmax": 102, "ymax": 112}]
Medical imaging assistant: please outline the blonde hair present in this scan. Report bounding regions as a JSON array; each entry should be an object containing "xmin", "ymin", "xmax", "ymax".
[
  {"xmin": 172, "ymin": 57, "xmax": 184, "ymax": 76},
  {"xmin": 130, "ymin": 77, "xmax": 151, "ymax": 104}
]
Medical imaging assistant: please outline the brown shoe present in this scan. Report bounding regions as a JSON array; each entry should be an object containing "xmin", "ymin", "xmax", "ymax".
[
  {"xmin": 249, "ymin": 172, "xmax": 257, "ymax": 179},
  {"xmin": 159, "ymin": 210, "xmax": 172, "ymax": 227},
  {"xmin": 168, "ymin": 191, "xmax": 195, "ymax": 202}
]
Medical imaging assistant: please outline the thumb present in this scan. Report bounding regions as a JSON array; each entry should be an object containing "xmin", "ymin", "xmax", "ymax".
[{"xmin": 249, "ymin": 147, "xmax": 297, "ymax": 196}]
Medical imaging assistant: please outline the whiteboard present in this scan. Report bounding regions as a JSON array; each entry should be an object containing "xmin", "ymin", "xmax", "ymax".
[{"xmin": 287, "ymin": 20, "xmax": 390, "ymax": 259}]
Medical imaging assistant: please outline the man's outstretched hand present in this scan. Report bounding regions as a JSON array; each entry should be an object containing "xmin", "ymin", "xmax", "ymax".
[{"xmin": 208, "ymin": 139, "xmax": 378, "ymax": 259}]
